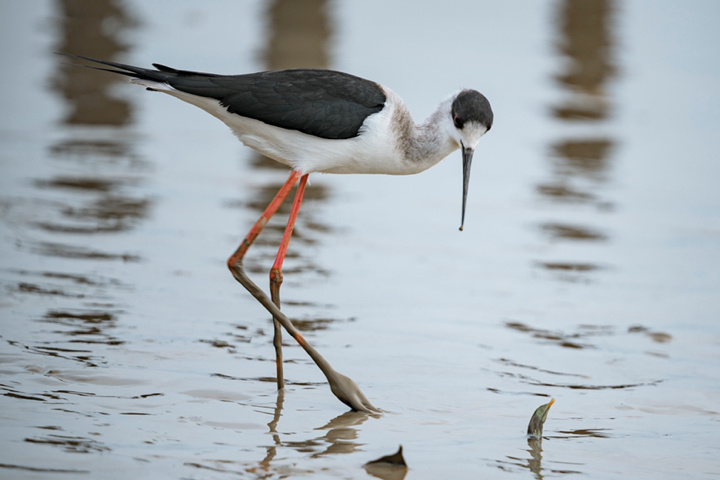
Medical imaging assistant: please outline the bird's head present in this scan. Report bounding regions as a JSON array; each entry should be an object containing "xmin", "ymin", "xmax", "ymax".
[{"xmin": 449, "ymin": 89, "xmax": 493, "ymax": 231}]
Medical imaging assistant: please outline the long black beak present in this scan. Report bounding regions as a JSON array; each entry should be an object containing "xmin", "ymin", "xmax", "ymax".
[{"xmin": 459, "ymin": 146, "xmax": 474, "ymax": 231}]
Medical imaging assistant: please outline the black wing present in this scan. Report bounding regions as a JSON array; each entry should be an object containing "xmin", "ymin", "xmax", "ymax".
[{"xmin": 64, "ymin": 55, "xmax": 387, "ymax": 139}]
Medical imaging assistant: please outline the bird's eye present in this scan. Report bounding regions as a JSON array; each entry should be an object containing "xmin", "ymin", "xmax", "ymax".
[{"xmin": 453, "ymin": 114, "xmax": 464, "ymax": 129}]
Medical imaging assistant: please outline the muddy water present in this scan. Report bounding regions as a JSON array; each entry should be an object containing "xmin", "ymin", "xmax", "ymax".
[{"xmin": 1, "ymin": 0, "xmax": 719, "ymax": 478}]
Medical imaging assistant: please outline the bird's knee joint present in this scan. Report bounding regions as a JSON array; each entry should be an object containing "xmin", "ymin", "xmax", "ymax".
[
  {"xmin": 270, "ymin": 267, "xmax": 283, "ymax": 286},
  {"xmin": 227, "ymin": 255, "xmax": 245, "ymax": 278}
]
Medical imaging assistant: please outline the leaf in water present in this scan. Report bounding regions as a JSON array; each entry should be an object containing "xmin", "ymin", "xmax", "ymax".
[
  {"xmin": 365, "ymin": 445, "xmax": 407, "ymax": 467},
  {"xmin": 527, "ymin": 398, "xmax": 555, "ymax": 437}
]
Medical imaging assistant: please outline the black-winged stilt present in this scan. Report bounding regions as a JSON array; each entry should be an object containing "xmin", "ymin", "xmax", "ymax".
[{"xmin": 65, "ymin": 55, "xmax": 493, "ymax": 413}]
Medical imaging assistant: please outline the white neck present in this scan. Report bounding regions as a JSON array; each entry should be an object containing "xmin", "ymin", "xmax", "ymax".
[{"xmin": 389, "ymin": 94, "xmax": 459, "ymax": 173}]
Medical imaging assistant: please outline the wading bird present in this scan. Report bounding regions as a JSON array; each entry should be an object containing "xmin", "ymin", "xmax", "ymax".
[{"xmin": 66, "ymin": 55, "xmax": 493, "ymax": 412}]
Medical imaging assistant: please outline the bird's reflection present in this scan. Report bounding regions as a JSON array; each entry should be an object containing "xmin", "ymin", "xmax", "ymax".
[
  {"xmin": 257, "ymin": 388, "xmax": 372, "ymax": 472},
  {"xmin": 311, "ymin": 411, "xmax": 370, "ymax": 456},
  {"xmin": 259, "ymin": 388, "xmax": 285, "ymax": 467}
]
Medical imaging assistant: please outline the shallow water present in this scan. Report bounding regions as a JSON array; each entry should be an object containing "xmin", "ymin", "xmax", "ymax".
[{"xmin": 1, "ymin": 0, "xmax": 719, "ymax": 478}]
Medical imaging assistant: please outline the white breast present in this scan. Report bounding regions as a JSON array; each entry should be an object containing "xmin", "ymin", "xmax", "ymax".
[{"xmin": 138, "ymin": 79, "xmax": 429, "ymax": 176}]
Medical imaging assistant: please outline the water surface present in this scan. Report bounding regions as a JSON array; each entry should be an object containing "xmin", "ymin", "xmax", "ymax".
[{"xmin": 1, "ymin": 1, "xmax": 719, "ymax": 478}]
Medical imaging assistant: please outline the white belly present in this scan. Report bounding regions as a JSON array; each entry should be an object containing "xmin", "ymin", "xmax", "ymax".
[{"xmin": 136, "ymin": 79, "xmax": 435, "ymax": 176}]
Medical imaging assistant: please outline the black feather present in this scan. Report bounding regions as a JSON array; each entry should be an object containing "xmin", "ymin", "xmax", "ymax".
[{"xmin": 59, "ymin": 54, "xmax": 386, "ymax": 139}]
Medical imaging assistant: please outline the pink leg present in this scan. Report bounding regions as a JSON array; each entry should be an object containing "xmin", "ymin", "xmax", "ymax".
[
  {"xmin": 226, "ymin": 172, "xmax": 379, "ymax": 412},
  {"xmin": 226, "ymin": 170, "xmax": 302, "ymax": 390},
  {"xmin": 226, "ymin": 171, "xmax": 302, "ymax": 266}
]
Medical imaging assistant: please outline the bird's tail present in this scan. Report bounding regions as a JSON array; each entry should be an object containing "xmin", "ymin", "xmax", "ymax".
[{"xmin": 56, "ymin": 53, "xmax": 215, "ymax": 91}]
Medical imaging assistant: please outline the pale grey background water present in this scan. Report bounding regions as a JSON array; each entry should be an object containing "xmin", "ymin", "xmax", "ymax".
[{"xmin": 1, "ymin": 1, "xmax": 719, "ymax": 478}]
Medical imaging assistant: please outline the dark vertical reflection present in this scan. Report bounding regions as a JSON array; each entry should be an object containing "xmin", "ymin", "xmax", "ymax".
[
  {"xmin": 23, "ymin": 0, "xmax": 147, "ymax": 345},
  {"xmin": 552, "ymin": 0, "xmax": 616, "ymax": 121},
  {"xmin": 526, "ymin": 438, "xmax": 545, "ymax": 480},
  {"xmin": 241, "ymin": 0, "xmax": 333, "ymax": 288},
  {"xmin": 48, "ymin": 0, "xmax": 147, "ymax": 239},
  {"xmin": 542, "ymin": 0, "xmax": 617, "ymax": 202},
  {"xmin": 52, "ymin": 0, "xmax": 138, "ymax": 126},
  {"xmin": 265, "ymin": 0, "xmax": 332, "ymax": 71},
  {"xmin": 243, "ymin": 0, "xmax": 353, "ymax": 470},
  {"xmin": 250, "ymin": 0, "xmax": 332, "ymax": 169},
  {"xmin": 537, "ymin": 0, "xmax": 618, "ymax": 279}
]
